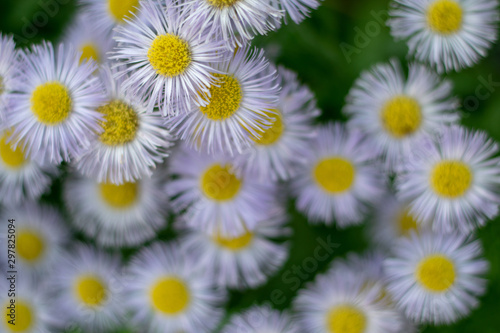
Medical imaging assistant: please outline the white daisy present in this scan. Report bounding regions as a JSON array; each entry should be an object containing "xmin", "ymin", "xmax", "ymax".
[
  {"xmin": 62, "ymin": 12, "xmax": 115, "ymax": 65},
  {"xmin": 233, "ymin": 65, "xmax": 319, "ymax": 181},
  {"xmin": 222, "ymin": 304, "xmax": 301, "ymax": 333},
  {"xmin": 294, "ymin": 267, "xmax": 403, "ymax": 333},
  {"xmin": 7, "ymin": 41, "xmax": 105, "ymax": 163},
  {"xmin": 50, "ymin": 244, "xmax": 126, "ymax": 332},
  {"xmin": 343, "ymin": 59, "xmax": 459, "ymax": 170},
  {"xmin": 74, "ymin": 65, "xmax": 173, "ymax": 184},
  {"xmin": 0, "ymin": 128, "xmax": 59, "ymax": 205},
  {"xmin": 79, "ymin": 0, "xmax": 141, "ymax": 34},
  {"xmin": 384, "ymin": 231, "xmax": 489, "ymax": 324},
  {"xmin": 124, "ymin": 241, "xmax": 226, "ymax": 333},
  {"xmin": 396, "ymin": 125, "xmax": 500, "ymax": 233},
  {"xmin": 0, "ymin": 203, "xmax": 68, "ymax": 277},
  {"xmin": 112, "ymin": 0, "xmax": 226, "ymax": 115},
  {"xmin": 168, "ymin": 143, "xmax": 278, "ymax": 237},
  {"xmin": 0, "ymin": 34, "xmax": 16, "ymax": 122},
  {"xmin": 388, "ymin": 0, "xmax": 499, "ymax": 72},
  {"xmin": 270, "ymin": 0, "xmax": 321, "ymax": 24},
  {"xmin": 291, "ymin": 122, "xmax": 385, "ymax": 227},
  {"xmin": 167, "ymin": 46, "xmax": 279, "ymax": 155},
  {"xmin": 64, "ymin": 169, "xmax": 169, "ymax": 248},
  {"xmin": 179, "ymin": 206, "xmax": 290, "ymax": 289}
]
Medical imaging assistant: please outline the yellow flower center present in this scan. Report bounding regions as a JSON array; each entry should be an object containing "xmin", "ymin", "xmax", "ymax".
[
  {"xmin": 150, "ymin": 277, "xmax": 190, "ymax": 314},
  {"xmin": 4, "ymin": 300, "xmax": 33, "ymax": 332},
  {"xmin": 397, "ymin": 209, "xmax": 419, "ymax": 236},
  {"xmin": 148, "ymin": 34, "xmax": 191, "ymax": 77},
  {"xmin": 326, "ymin": 304, "xmax": 367, "ymax": 333},
  {"xmin": 16, "ymin": 230, "xmax": 45, "ymax": 263},
  {"xmin": 98, "ymin": 100, "xmax": 139, "ymax": 146},
  {"xmin": 79, "ymin": 43, "xmax": 100, "ymax": 64},
  {"xmin": 206, "ymin": 0, "xmax": 240, "ymax": 8},
  {"xmin": 313, "ymin": 157, "xmax": 356, "ymax": 194},
  {"xmin": 99, "ymin": 182, "xmax": 138, "ymax": 208},
  {"xmin": 431, "ymin": 160, "xmax": 472, "ymax": 198},
  {"xmin": 31, "ymin": 82, "xmax": 72, "ymax": 125},
  {"xmin": 200, "ymin": 74, "xmax": 242, "ymax": 120},
  {"xmin": 381, "ymin": 96, "xmax": 422, "ymax": 138},
  {"xmin": 427, "ymin": 0, "xmax": 463, "ymax": 35},
  {"xmin": 416, "ymin": 254, "xmax": 456, "ymax": 292},
  {"xmin": 213, "ymin": 230, "xmax": 254, "ymax": 251},
  {"xmin": 252, "ymin": 110, "xmax": 284, "ymax": 146},
  {"xmin": 0, "ymin": 134, "xmax": 27, "ymax": 169},
  {"xmin": 108, "ymin": 0, "xmax": 139, "ymax": 23},
  {"xmin": 74, "ymin": 275, "xmax": 108, "ymax": 307},
  {"xmin": 200, "ymin": 164, "xmax": 242, "ymax": 201}
]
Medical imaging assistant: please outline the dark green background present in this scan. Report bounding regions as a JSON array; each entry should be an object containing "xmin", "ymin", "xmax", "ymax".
[{"xmin": 1, "ymin": 0, "xmax": 500, "ymax": 332}]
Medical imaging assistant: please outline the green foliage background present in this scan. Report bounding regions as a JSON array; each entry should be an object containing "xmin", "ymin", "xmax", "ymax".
[{"xmin": 1, "ymin": 0, "xmax": 500, "ymax": 332}]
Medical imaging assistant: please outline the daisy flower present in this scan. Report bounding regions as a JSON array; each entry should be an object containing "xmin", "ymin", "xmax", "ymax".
[
  {"xmin": 79, "ymin": 0, "xmax": 141, "ymax": 34},
  {"xmin": 112, "ymin": 0, "xmax": 226, "ymax": 115},
  {"xmin": 0, "ymin": 129, "xmax": 59, "ymax": 205},
  {"xmin": 168, "ymin": 143, "xmax": 278, "ymax": 237},
  {"xmin": 0, "ymin": 34, "xmax": 16, "ymax": 121},
  {"xmin": 396, "ymin": 125, "xmax": 500, "ymax": 233},
  {"xmin": 74, "ymin": 65, "xmax": 172, "ymax": 184},
  {"xmin": 64, "ymin": 170, "xmax": 169, "ymax": 248},
  {"xmin": 384, "ymin": 231, "xmax": 489, "ymax": 324},
  {"xmin": 270, "ymin": 0, "xmax": 321, "ymax": 24},
  {"xmin": 50, "ymin": 244, "xmax": 126, "ymax": 332},
  {"xmin": 179, "ymin": 206, "xmax": 290, "ymax": 289},
  {"xmin": 233, "ymin": 65, "xmax": 319, "ymax": 181},
  {"xmin": 168, "ymin": 46, "xmax": 279, "ymax": 155},
  {"xmin": 124, "ymin": 242, "xmax": 226, "ymax": 333},
  {"xmin": 222, "ymin": 304, "xmax": 301, "ymax": 333},
  {"xmin": 343, "ymin": 60, "xmax": 459, "ymax": 170},
  {"xmin": 291, "ymin": 122, "xmax": 385, "ymax": 227},
  {"xmin": 294, "ymin": 267, "xmax": 403, "ymax": 333},
  {"xmin": 388, "ymin": 0, "xmax": 499, "ymax": 72},
  {"xmin": 0, "ymin": 203, "xmax": 68, "ymax": 277},
  {"xmin": 7, "ymin": 41, "xmax": 105, "ymax": 163},
  {"xmin": 62, "ymin": 12, "xmax": 114, "ymax": 65}
]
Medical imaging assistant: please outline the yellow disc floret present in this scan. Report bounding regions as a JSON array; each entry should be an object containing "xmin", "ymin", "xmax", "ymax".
[
  {"xmin": 150, "ymin": 277, "xmax": 190, "ymax": 314},
  {"xmin": 0, "ymin": 134, "xmax": 27, "ymax": 169},
  {"xmin": 326, "ymin": 304, "xmax": 367, "ymax": 333},
  {"xmin": 313, "ymin": 157, "xmax": 356, "ymax": 194},
  {"xmin": 108, "ymin": 0, "xmax": 139, "ymax": 23},
  {"xmin": 31, "ymin": 82, "xmax": 72, "ymax": 125},
  {"xmin": 79, "ymin": 43, "xmax": 100, "ymax": 64},
  {"xmin": 253, "ymin": 110, "xmax": 284, "ymax": 146},
  {"xmin": 213, "ymin": 230, "xmax": 254, "ymax": 251},
  {"xmin": 427, "ymin": 0, "xmax": 463, "ymax": 35},
  {"xmin": 200, "ymin": 74, "xmax": 242, "ymax": 120},
  {"xmin": 75, "ymin": 275, "xmax": 108, "ymax": 307},
  {"xmin": 17, "ymin": 230, "xmax": 45, "ymax": 263},
  {"xmin": 5, "ymin": 300, "xmax": 33, "ymax": 332},
  {"xmin": 397, "ymin": 209, "xmax": 419, "ymax": 236},
  {"xmin": 416, "ymin": 254, "xmax": 456, "ymax": 292},
  {"xmin": 206, "ymin": 0, "xmax": 240, "ymax": 8},
  {"xmin": 431, "ymin": 160, "xmax": 472, "ymax": 198},
  {"xmin": 148, "ymin": 34, "xmax": 191, "ymax": 77},
  {"xmin": 98, "ymin": 100, "xmax": 139, "ymax": 145},
  {"xmin": 201, "ymin": 164, "xmax": 242, "ymax": 201},
  {"xmin": 381, "ymin": 95, "xmax": 422, "ymax": 138},
  {"xmin": 99, "ymin": 182, "xmax": 138, "ymax": 208}
]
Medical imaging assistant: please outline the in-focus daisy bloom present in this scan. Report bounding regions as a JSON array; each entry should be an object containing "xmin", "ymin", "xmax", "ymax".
[
  {"xmin": 180, "ymin": 207, "xmax": 290, "ymax": 289},
  {"xmin": 75, "ymin": 65, "xmax": 172, "ymax": 184},
  {"xmin": 234, "ymin": 65, "xmax": 319, "ymax": 181},
  {"xmin": 168, "ymin": 46, "xmax": 279, "ymax": 155},
  {"xmin": 0, "ymin": 34, "xmax": 16, "ymax": 120},
  {"xmin": 64, "ymin": 170, "xmax": 169, "ymax": 248},
  {"xmin": 0, "ymin": 203, "xmax": 67, "ymax": 276},
  {"xmin": 7, "ymin": 42, "xmax": 104, "ymax": 163},
  {"xmin": 168, "ymin": 144, "xmax": 278, "ymax": 237},
  {"xmin": 344, "ymin": 60, "xmax": 459, "ymax": 169},
  {"xmin": 223, "ymin": 304, "xmax": 301, "ymax": 333},
  {"xmin": 388, "ymin": 0, "xmax": 499, "ymax": 72},
  {"xmin": 113, "ymin": 0, "xmax": 226, "ymax": 115},
  {"xmin": 384, "ymin": 231, "xmax": 489, "ymax": 324},
  {"xmin": 292, "ymin": 122, "xmax": 385, "ymax": 227},
  {"xmin": 51, "ymin": 244, "xmax": 126, "ymax": 332},
  {"xmin": 124, "ymin": 242, "xmax": 226, "ymax": 333},
  {"xmin": 270, "ymin": 0, "xmax": 321, "ymax": 24},
  {"xmin": 79, "ymin": 0, "xmax": 141, "ymax": 33},
  {"xmin": 0, "ymin": 129, "xmax": 59, "ymax": 205},
  {"xmin": 294, "ymin": 267, "xmax": 403, "ymax": 333},
  {"xmin": 396, "ymin": 125, "xmax": 500, "ymax": 233}
]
